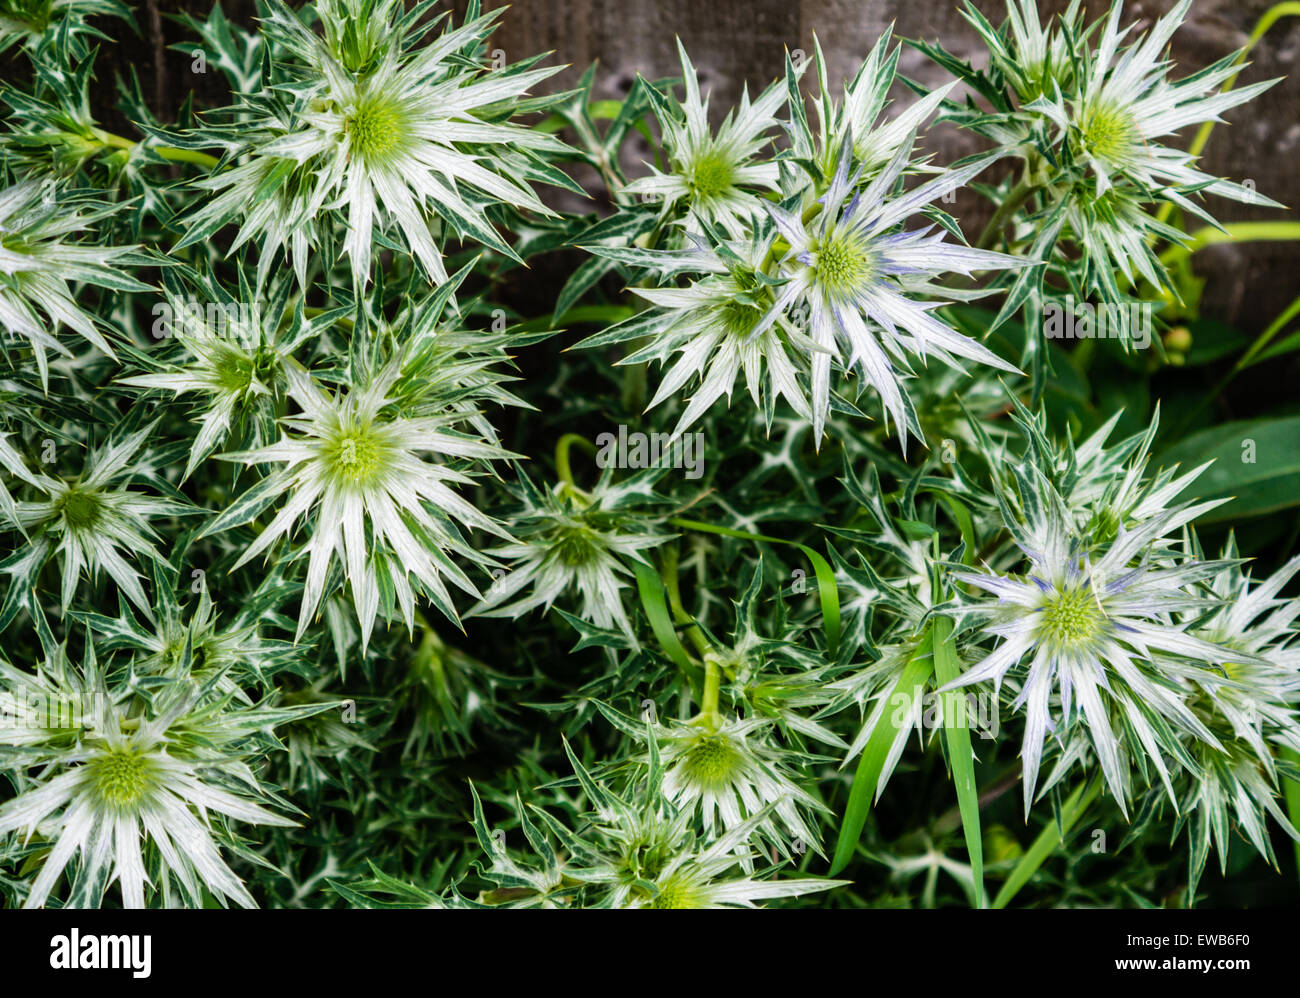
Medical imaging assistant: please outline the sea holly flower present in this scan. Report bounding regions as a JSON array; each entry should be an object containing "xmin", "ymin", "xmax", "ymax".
[
  {"xmin": 1175, "ymin": 545, "xmax": 1300, "ymax": 873},
  {"xmin": 470, "ymin": 469, "xmax": 670, "ymax": 642},
  {"xmin": 1165, "ymin": 544, "xmax": 1300, "ymax": 891},
  {"xmin": 796, "ymin": 29, "xmax": 958, "ymax": 183},
  {"xmin": 75, "ymin": 564, "xmax": 300, "ymax": 703},
  {"xmin": 434, "ymin": 740, "xmax": 841, "ymax": 909},
  {"xmin": 0, "ymin": 647, "xmax": 323, "ymax": 909},
  {"xmin": 597, "ymin": 701, "xmax": 825, "ymax": 859},
  {"xmin": 118, "ymin": 269, "xmax": 330, "ymax": 480},
  {"xmin": 1180, "ymin": 738, "xmax": 1300, "ymax": 897},
  {"xmin": 178, "ymin": 0, "xmax": 573, "ymax": 289},
  {"xmin": 1039, "ymin": 0, "xmax": 1277, "ymax": 205},
  {"xmin": 2, "ymin": 425, "xmax": 192, "ymax": 622},
  {"xmin": 941, "ymin": 460, "xmax": 1259, "ymax": 815},
  {"xmin": 658, "ymin": 713, "xmax": 825, "ymax": 856},
  {"xmin": 619, "ymin": 815, "xmax": 840, "ymax": 909},
  {"xmin": 1000, "ymin": 401, "xmax": 1213, "ymax": 558},
  {"xmin": 625, "ymin": 40, "xmax": 787, "ymax": 239},
  {"xmin": 0, "ymin": 179, "xmax": 149, "ymax": 388},
  {"xmin": 758, "ymin": 142, "xmax": 1025, "ymax": 445},
  {"xmin": 1181, "ymin": 547, "xmax": 1300, "ymax": 761},
  {"xmin": 204, "ymin": 355, "xmax": 511, "ymax": 648},
  {"xmin": 578, "ymin": 234, "xmax": 817, "ymax": 436},
  {"xmin": 961, "ymin": 0, "xmax": 1083, "ymax": 107},
  {"xmin": 944, "ymin": 0, "xmax": 1281, "ymax": 338}
]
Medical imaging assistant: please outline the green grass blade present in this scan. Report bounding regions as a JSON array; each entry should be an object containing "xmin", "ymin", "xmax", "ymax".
[
  {"xmin": 992, "ymin": 779, "xmax": 1101, "ymax": 909},
  {"xmin": 829, "ymin": 629, "xmax": 934, "ymax": 876},
  {"xmin": 632, "ymin": 559, "xmax": 703, "ymax": 695},
  {"xmin": 931, "ymin": 615, "xmax": 984, "ymax": 907}
]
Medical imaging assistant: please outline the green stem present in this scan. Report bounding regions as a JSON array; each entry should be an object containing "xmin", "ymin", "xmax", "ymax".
[
  {"xmin": 662, "ymin": 546, "xmax": 710, "ymax": 658},
  {"xmin": 554, "ymin": 433, "xmax": 596, "ymax": 492},
  {"xmin": 701, "ymin": 651, "xmax": 721, "ymax": 721},
  {"xmin": 93, "ymin": 128, "xmax": 220, "ymax": 169},
  {"xmin": 976, "ymin": 178, "xmax": 1037, "ymax": 251}
]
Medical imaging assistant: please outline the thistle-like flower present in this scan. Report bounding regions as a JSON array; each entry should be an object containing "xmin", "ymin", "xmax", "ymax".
[
  {"xmin": 619, "ymin": 814, "xmax": 839, "ymax": 909},
  {"xmin": 0, "ymin": 628, "xmax": 323, "ymax": 908},
  {"xmin": 179, "ymin": 0, "xmax": 571, "ymax": 288},
  {"xmin": 758, "ymin": 143, "xmax": 1025, "ymax": 444},
  {"xmin": 118, "ymin": 269, "xmax": 328, "ymax": 479},
  {"xmin": 3, "ymin": 425, "xmax": 191, "ymax": 620},
  {"xmin": 470, "ymin": 470, "xmax": 670, "ymax": 642},
  {"xmin": 952, "ymin": 0, "xmax": 1281, "ymax": 327},
  {"xmin": 0, "ymin": 179, "xmax": 148, "ymax": 387},
  {"xmin": 581, "ymin": 235, "xmax": 816, "ymax": 435},
  {"xmin": 446, "ymin": 741, "xmax": 840, "ymax": 909},
  {"xmin": 626, "ymin": 41, "xmax": 786, "ymax": 239},
  {"xmin": 942, "ymin": 454, "xmax": 1264, "ymax": 814},
  {"xmin": 1040, "ymin": 0, "xmax": 1276, "ymax": 205},
  {"xmin": 77, "ymin": 564, "xmax": 298, "ymax": 702},
  {"xmin": 644, "ymin": 710, "xmax": 824, "ymax": 856},
  {"xmin": 797, "ymin": 29, "xmax": 957, "ymax": 181},
  {"xmin": 204, "ymin": 356, "xmax": 509, "ymax": 648}
]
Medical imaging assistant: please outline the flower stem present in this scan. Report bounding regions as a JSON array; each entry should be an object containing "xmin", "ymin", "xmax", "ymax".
[
  {"xmin": 701, "ymin": 650, "xmax": 722, "ymax": 722},
  {"xmin": 92, "ymin": 128, "xmax": 220, "ymax": 170},
  {"xmin": 554, "ymin": 433, "xmax": 596, "ymax": 493},
  {"xmin": 976, "ymin": 177, "xmax": 1036, "ymax": 251},
  {"xmin": 662, "ymin": 545, "xmax": 710, "ymax": 658}
]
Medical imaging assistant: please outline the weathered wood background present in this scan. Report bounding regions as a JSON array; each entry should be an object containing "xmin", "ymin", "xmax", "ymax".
[{"xmin": 33, "ymin": 0, "xmax": 1300, "ymax": 336}]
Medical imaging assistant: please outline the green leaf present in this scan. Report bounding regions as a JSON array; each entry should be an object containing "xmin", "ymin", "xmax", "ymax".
[
  {"xmin": 991, "ymin": 779, "xmax": 1100, "ymax": 909},
  {"xmin": 829, "ymin": 629, "xmax": 934, "ymax": 877},
  {"xmin": 1159, "ymin": 416, "xmax": 1300, "ymax": 521},
  {"xmin": 631, "ymin": 559, "xmax": 704, "ymax": 694},
  {"xmin": 931, "ymin": 615, "xmax": 984, "ymax": 907}
]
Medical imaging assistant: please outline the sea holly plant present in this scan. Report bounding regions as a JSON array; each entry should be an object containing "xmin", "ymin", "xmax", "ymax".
[{"xmin": 0, "ymin": 0, "xmax": 1296, "ymax": 914}]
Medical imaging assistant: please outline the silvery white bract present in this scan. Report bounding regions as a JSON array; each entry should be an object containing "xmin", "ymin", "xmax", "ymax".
[
  {"xmin": 0, "ymin": 0, "xmax": 129, "ymax": 59},
  {"xmin": 118, "ymin": 270, "xmax": 327, "ymax": 480},
  {"xmin": 2, "ymin": 426, "xmax": 193, "ymax": 619},
  {"xmin": 444, "ymin": 744, "xmax": 843, "ymax": 909},
  {"xmin": 760, "ymin": 142, "xmax": 1026, "ymax": 447},
  {"xmin": 579, "ymin": 234, "xmax": 817, "ymax": 436},
  {"xmin": 625, "ymin": 40, "xmax": 787, "ymax": 240},
  {"xmin": 177, "ymin": 0, "xmax": 572, "ymax": 289},
  {"xmin": 470, "ymin": 470, "xmax": 670, "ymax": 642},
  {"xmin": 0, "ymin": 180, "xmax": 148, "ymax": 388},
  {"xmin": 596, "ymin": 697, "xmax": 825, "ymax": 861},
  {"xmin": 0, "ymin": 616, "xmax": 327, "ymax": 909},
  {"xmin": 205, "ymin": 356, "xmax": 510, "ymax": 648},
  {"xmin": 949, "ymin": 0, "xmax": 1280, "ymax": 339},
  {"xmin": 2, "ymin": 0, "xmax": 1295, "ymax": 912},
  {"xmin": 943, "ymin": 424, "xmax": 1263, "ymax": 815}
]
